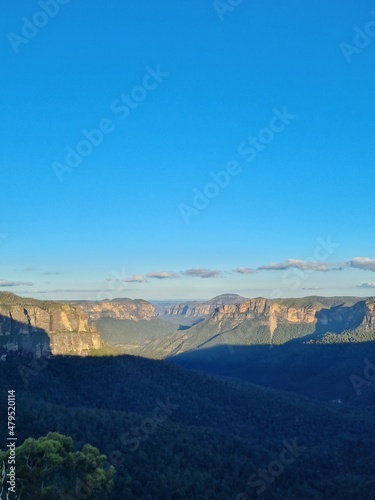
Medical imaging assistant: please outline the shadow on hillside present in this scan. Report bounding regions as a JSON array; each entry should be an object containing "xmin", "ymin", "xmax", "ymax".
[
  {"xmin": 1, "ymin": 309, "xmax": 374, "ymax": 404},
  {"xmin": 167, "ymin": 340, "xmax": 375, "ymax": 403},
  {"xmin": 1, "ymin": 340, "xmax": 374, "ymax": 407},
  {"xmin": 177, "ymin": 325, "xmax": 191, "ymax": 330},
  {"xmin": 164, "ymin": 300, "xmax": 372, "ymax": 389},
  {"xmin": 306, "ymin": 301, "xmax": 367, "ymax": 338},
  {"xmin": 0, "ymin": 314, "xmax": 51, "ymax": 360}
]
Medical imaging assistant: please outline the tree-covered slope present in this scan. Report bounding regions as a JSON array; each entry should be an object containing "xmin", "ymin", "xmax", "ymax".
[{"xmin": 1, "ymin": 354, "xmax": 375, "ymax": 499}]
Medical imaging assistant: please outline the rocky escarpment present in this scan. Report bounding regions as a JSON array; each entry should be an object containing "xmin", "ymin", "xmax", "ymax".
[
  {"xmin": 213, "ymin": 296, "xmax": 375, "ymax": 332},
  {"xmin": 164, "ymin": 302, "xmax": 211, "ymax": 317},
  {"xmin": 212, "ymin": 297, "xmax": 375, "ymax": 342},
  {"xmin": 129, "ymin": 296, "xmax": 375, "ymax": 359},
  {"xmin": 160, "ymin": 294, "xmax": 246, "ymax": 318},
  {"xmin": 0, "ymin": 293, "xmax": 103, "ymax": 356},
  {"xmin": 73, "ymin": 298, "xmax": 155, "ymax": 321},
  {"xmin": 213, "ymin": 298, "xmax": 323, "ymax": 322},
  {"xmin": 212, "ymin": 298, "xmax": 321, "ymax": 341},
  {"xmin": 363, "ymin": 299, "xmax": 375, "ymax": 329}
]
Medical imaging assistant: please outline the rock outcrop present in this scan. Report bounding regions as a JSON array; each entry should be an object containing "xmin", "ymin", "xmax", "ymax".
[
  {"xmin": 213, "ymin": 298, "xmax": 320, "ymax": 322},
  {"xmin": 160, "ymin": 294, "xmax": 246, "ymax": 318},
  {"xmin": 211, "ymin": 297, "xmax": 375, "ymax": 336},
  {"xmin": 73, "ymin": 298, "xmax": 155, "ymax": 321},
  {"xmin": 0, "ymin": 293, "xmax": 103, "ymax": 356},
  {"xmin": 363, "ymin": 299, "xmax": 375, "ymax": 329}
]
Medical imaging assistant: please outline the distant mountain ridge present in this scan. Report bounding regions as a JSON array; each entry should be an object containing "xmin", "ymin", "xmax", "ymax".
[
  {"xmin": 2, "ymin": 292, "xmax": 375, "ymax": 404},
  {"xmin": 2, "ymin": 292, "xmax": 375, "ymax": 364},
  {"xmin": 70, "ymin": 298, "xmax": 155, "ymax": 321},
  {"xmin": 128, "ymin": 296, "xmax": 375, "ymax": 360},
  {"xmin": 157, "ymin": 293, "xmax": 247, "ymax": 318}
]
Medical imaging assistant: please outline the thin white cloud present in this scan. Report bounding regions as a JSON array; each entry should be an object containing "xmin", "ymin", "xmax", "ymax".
[
  {"xmin": 183, "ymin": 268, "xmax": 222, "ymax": 279},
  {"xmin": 349, "ymin": 257, "xmax": 375, "ymax": 272},
  {"xmin": 146, "ymin": 271, "xmax": 178, "ymax": 280},
  {"xmin": 358, "ymin": 282, "xmax": 375, "ymax": 288},
  {"xmin": 258, "ymin": 259, "xmax": 341, "ymax": 272},
  {"xmin": 0, "ymin": 280, "xmax": 34, "ymax": 287},
  {"xmin": 233, "ymin": 267, "xmax": 256, "ymax": 274},
  {"xmin": 17, "ymin": 288, "xmax": 127, "ymax": 294},
  {"xmin": 123, "ymin": 275, "xmax": 147, "ymax": 283}
]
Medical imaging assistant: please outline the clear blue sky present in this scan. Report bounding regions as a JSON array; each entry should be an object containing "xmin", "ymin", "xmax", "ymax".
[{"xmin": 1, "ymin": 0, "xmax": 375, "ymax": 300}]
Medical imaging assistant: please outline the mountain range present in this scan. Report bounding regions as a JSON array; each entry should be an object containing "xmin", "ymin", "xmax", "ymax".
[
  {"xmin": 1, "ymin": 292, "xmax": 375, "ymax": 498},
  {"xmin": 1, "ymin": 291, "xmax": 375, "ymax": 403}
]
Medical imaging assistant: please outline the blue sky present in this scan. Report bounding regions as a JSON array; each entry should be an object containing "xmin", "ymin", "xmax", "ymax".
[{"xmin": 1, "ymin": 0, "xmax": 375, "ymax": 300}]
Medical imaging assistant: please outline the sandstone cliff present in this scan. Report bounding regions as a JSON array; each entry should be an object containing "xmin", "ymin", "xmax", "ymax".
[
  {"xmin": 213, "ymin": 298, "xmax": 327, "ymax": 322},
  {"xmin": 363, "ymin": 299, "xmax": 375, "ymax": 329},
  {"xmin": 0, "ymin": 292, "xmax": 103, "ymax": 356},
  {"xmin": 160, "ymin": 294, "xmax": 246, "ymax": 318},
  {"xmin": 73, "ymin": 298, "xmax": 155, "ymax": 321},
  {"xmin": 214, "ymin": 297, "xmax": 375, "ymax": 339},
  {"xmin": 130, "ymin": 296, "xmax": 375, "ymax": 359}
]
